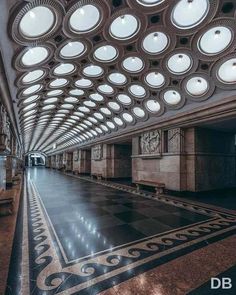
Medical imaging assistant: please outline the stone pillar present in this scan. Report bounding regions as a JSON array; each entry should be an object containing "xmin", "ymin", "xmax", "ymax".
[
  {"xmin": 45, "ymin": 156, "xmax": 51, "ymax": 168},
  {"xmin": 73, "ymin": 149, "xmax": 91, "ymax": 174},
  {"xmin": 65, "ymin": 152, "xmax": 73, "ymax": 171},
  {"xmin": 0, "ymin": 156, "xmax": 6, "ymax": 191}
]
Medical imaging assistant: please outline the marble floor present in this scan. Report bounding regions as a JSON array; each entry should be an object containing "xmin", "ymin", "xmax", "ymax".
[{"xmin": 5, "ymin": 168, "xmax": 236, "ymax": 294}]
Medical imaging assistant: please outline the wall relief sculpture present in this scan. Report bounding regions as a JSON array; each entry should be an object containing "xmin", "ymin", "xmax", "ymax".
[
  {"xmin": 168, "ymin": 128, "xmax": 184, "ymax": 153},
  {"xmin": 92, "ymin": 144, "xmax": 103, "ymax": 160},
  {"xmin": 140, "ymin": 130, "xmax": 161, "ymax": 155},
  {"xmin": 0, "ymin": 105, "xmax": 11, "ymax": 154}
]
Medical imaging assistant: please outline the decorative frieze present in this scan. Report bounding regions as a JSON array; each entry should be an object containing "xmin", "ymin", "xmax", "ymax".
[
  {"xmin": 140, "ymin": 130, "xmax": 161, "ymax": 155},
  {"xmin": 92, "ymin": 144, "xmax": 103, "ymax": 161},
  {"xmin": 0, "ymin": 105, "xmax": 11, "ymax": 154},
  {"xmin": 168, "ymin": 128, "xmax": 184, "ymax": 153}
]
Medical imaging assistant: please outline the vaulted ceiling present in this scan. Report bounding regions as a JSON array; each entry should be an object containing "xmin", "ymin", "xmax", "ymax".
[{"xmin": 6, "ymin": 0, "xmax": 236, "ymax": 154}]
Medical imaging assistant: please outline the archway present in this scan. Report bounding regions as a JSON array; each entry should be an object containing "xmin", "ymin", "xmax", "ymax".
[{"xmin": 25, "ymin": 152, "xmax": 46, "ymax": 167}]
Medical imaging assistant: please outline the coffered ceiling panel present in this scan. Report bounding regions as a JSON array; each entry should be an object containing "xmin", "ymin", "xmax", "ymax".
[{"xmin": 7, "ymin": 0, "xmax": 236, "ymax": 154}]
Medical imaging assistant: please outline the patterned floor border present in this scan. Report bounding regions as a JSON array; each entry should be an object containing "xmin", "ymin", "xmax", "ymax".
[{"xmin": 26, "ymin": 173, "xmax": 236, "ymax": 295}]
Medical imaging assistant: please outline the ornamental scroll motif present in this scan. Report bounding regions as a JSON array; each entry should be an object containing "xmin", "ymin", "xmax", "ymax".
[
  {"xmin": 0, "ymin": 105, "xmax": 11, "ymax": 153},
  {"xmin": 92, "ymin": 144, "xmax": 103, "ymax": 160},
  {"xmin": 140, "ymin": 130, "xmax": 161, "ymax": 155}
]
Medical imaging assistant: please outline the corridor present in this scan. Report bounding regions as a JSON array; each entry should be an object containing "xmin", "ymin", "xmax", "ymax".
[{"xmin": 5, "ymin": 168, "xmax": 236, "ymax": 295}]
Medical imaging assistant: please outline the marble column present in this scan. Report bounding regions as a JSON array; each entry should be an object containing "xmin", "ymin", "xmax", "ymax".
[{"xmin": 72, "ymin": 149, "xmax": 91, "ymax": 175}]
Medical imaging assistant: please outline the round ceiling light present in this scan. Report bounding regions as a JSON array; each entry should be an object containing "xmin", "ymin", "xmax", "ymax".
[
  {"xmin": 60, "ymin": 41, "xmax": 85, "ymax": 59},
  {"xmin": 23, "ymin": 102, "xmax": 37, "ymax": 111},
  {"xmin": 171, "ymin": 0, "xmax": 209, "ymax": 29},
  {"xmin": 75, "ymin": 78, "xmax": 93, "ymax": 88},
  {"xmin": 132, "ymin": 107, "xmax": 145, "ymax": 118},
  {"xmin": 122, "ymin": 56, "xmax": 144, "ymax": 73},
  {"xmin": 94, "ymin": 112, "xmax": 104, "ymax": 120},
  {"xmin": 78, "ymin": 106, "xmax": 90, "ymax": 113},
  {"xmin": 122, "ymin": 112, "xmax": 134, "ymax": 123},
  {"xmin": 42, "ymin": 104, "xmax": 56, "ymax": 110},
  {"xmin": 61, "ymin": 103, "xmax": 74, "ymax": 109},
  {"xmin": 84, "ymin": 101, "xmax": 96, "ymax": 107},
  {"xmin": 145, "ymin": 99, "xmax": 161, "ymax": 113},
  {"xmin": 217, "ymin": 58, "xmax": 236, "ymax": 84},
  {"xmin": 110, "ymin": 14, "xmax": 140, "ymax": 40},
  {"xmin": 94, "ymin": 45, "xmax": 118, "ymax": 62},
  {"xmin": 167, "ymin": 53, "xmax": 192, "ymax": 74},
  {"xmin": 107, "ymin": 121, "xmax": 116, "ymax": 129},
  {"xmin": 49, "ymin": 78, "xmax": 68, "ymax": 88},
  {"xmin": 83, "ymin": 64, "xmax": 103, "ymax": 77},
  {"xmin": 114, "ymin": 117, "xmax": 124, "ymax": 126},
  {"xmin": 44, "ymin": 97, "xmax": 58, "ymax": 104},
  {"xmin": 47, "ymin": 89, "xmax": 63, "ymax": 96},
  {"xmin": 69, "ymin": 89, "xmax": 84, "ymax": 96},
  {"xmin": 108, "ymin": 72, "xmax": 127, "ymax": 85},
  {"xmin": 53, "ymin": 63, "xmax": 75, "ymax": 75},
  {"xmin": 108, "ymin": 101, "xmax": 121, "ymax": 111},
  {"xmin": 19, "ymin": 6, "xmax": 55, "ymax": 38},
  {"xmin": 129, "ymin": 85, "xmax": 146, "ymax": 98},
  {"xmin": 64, "ymin": 97, "xmax": 78, "ymax": 103},
  {"xmin": 136, "ymin": 0, "xmax": 165, "ymax": 6},
  {"xmin": 163, "ymin": 90, "xmax": 182, "ymax": 105},
  {"xmin": 185, "ymin": 77, "xmax": 209, "ymax": 96},
  {"xmin": 21, "ymin": 46, "xmax": 49, "ymax": 66},
  {"xmin": 97, "ymin": 84, "xmax": 114, "ymax": 94},
  {"xmin": 145, "ymin": 72, "xmax": 165, "ymax": 88},
  {"xmin": 117, "ymin": 94, "xmax": 132, "ymax": 105},
  {"xmin": 100, "ymin": 107, "xmax": 112, "ymax": 115},
  {"xmin": 22, "ymin": 95, "xmax": 40, "ymax": 104},
  {"xmin": 22, "ymin": 84, "xmax": 42, "ymax": 95},
  {"xmin": 142, "ymin": 31, "xmax": 169, "ymax": 54},
  {"xmin": 69, "ymin": 4, "xmax": 101, "ymax": 33},
  {"xmin": 22, "ymin": 69, "xmax": 45, "ymax": 84},
  {"xmin": 90, "ymin": 93, "xmax": 104, "ymax": 102},
  {"xmin": 198, "ymin": 26, "xmax": 233, "ymax": 55}
]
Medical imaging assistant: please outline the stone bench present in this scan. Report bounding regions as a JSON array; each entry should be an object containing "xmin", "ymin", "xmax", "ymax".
[
  {"xmin": 134, "ymin": 180, "xmax": 165, "ymax": 196},
  {"xmin": 0, "ymin": 189, "xmax": 17, "ymax": 216}
]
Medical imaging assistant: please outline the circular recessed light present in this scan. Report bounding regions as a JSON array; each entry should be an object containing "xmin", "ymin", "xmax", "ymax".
[
  {"xmin": 64, "ymin": 96, "xmax": 78, "ymax": 103},
  {"xmin": 108, "ymin": 101, "xmax": 121, "ymax": 111},
  {"xmin": 171, "ymin": 0, "xmax": 209, "ymax": 29},
  {"xmin": 90, "ymin": 93, "xmax": 104, "ymax": 102},
  {"xmin": 107, "ymin": 121, "xmax": 116, "ymax": 129},
  {"xmin": 83, "ymin": 64, "xmax": 103, "ymax": 77},
  {"xmin": 19, "ymin": 6, "xmax": 55, "ymax": 38},
  {"xmin": 94, "ymin": 112, "xmax": 104, "ymax": 120},
  {"xmin": 69, "ymin": 4, "xmax": 101, "ymax": 33},
  {"xmin": 84, "ymin": 101, "xmax": 96, "ymax": 107},
  {"xmin": 21, "ymin": 46, "xmax": 49, "ymax": 66},
  {"xmin": 142, "ymin": 31, "xmax": 169, "ymax": 54},
  {"xmin": 167, "ymin": 53, "xmax": 192, "ymax": 74},
  {"xmin": 122, "ymin": 56, "xmax": 144, "ymax": 73},
  {"xmin": 217, "ymin": 58, "xmax": 236, "ymax": 84},
  {"xmin": 49, "ymin": 78, "xmax": 68, "ymax": 88},
  {"xmin": 22, "ymin": 95, "xmax": 40, "ymax": 104},
  {"xmin": 44, "ymin": 97, "xmax": 58, "ymax": 104},
  {"xmin": 42, "ymin": 104, "xmax": 56, "ymax": 110},
  {"xmin": 198, "ymin": 26, "xmax": 232, "ymax": 55},
  {"xmin": 117, "ymin": 94, "xmax": 132, "ymax": 105},
  {"xmin": 186, "ymin": 77, "xmax": 209, "ymax": 96},
  {"xmin": 23, "ymin": 102, "xmax": 37, "ymax": 111},
  {"xmin": 136, "ymin": 0, "xmax": 165, "ymax": 6},
  {"xmin": 94, "ymin": 45, "xmax": 118, "ymax": 62},
  {"xmin": 145, "ymin": 72, "xmax": 165, "ymax": 88},
  {"xmin": 114, "ymin": 117, "xmax": 124, "ymax": 126},
  {"xmin": 97, "ymin": 84, "xmax": 114, "ymax": 94},
  {"xmin": 110, "ymin": 14, "xmax": 140, "ymax": 40},
  {"xmin": 133, "ymin": 107, "xmax": 145, "ymax": 118},
  {"xmin": 23, "ymin": 109, "xmax": 36, "ymax": 117},
  {"xmin": 22, "ymin": 69, "xmax": 44, "ymax": 84},
  {"xmin": 145, "ymin": 99, "xmax": 161, "ymax": 113},
  {"xmin": 61, "ymin": 103, "xmax": 74, "ymax": 109},
  {"xmin": 129, "ymin": 84, "xmax": 146, "ymax": 98},
  {"xmin": 100, "ymin": 124, "xmax": 109, "ymax": 132},
  {"xmin": 70, "ymin": 89, "xmax": 84, "ymax": 96},
  {"xmin": 108, "ymin": 72, "xmax": 127, "ymax": 85},
  {"xmin": 47, "ymin": 89, "xmax": 63, "ymax": 96},
  {"xmin": 163, "ymin": 90, "xmax": 182, "ymax": 105},
  {"xmin": 75, "ymin": 78, "xmax": 93, "ymax": 88},
  {"xmin": 100, "ymin": 107, "xmax": 111, "ymax": 115},
  {"xmin": 122, "ymin": 112, "xmax": 134, "ymax": 122},
  {"xmin": 53, "ymin": 63, "xmax": 75, "ymax": 75},
  {"xmin": 60, "ymin": 41, "xmax": 85, "ymax": 59},
  {"xmin": 78, "ymin": 106, "xmax": 90, "ymax": 113},
  {"xmin": 22, "ymin": 84, "xmax": 42, "ymax": 95}
]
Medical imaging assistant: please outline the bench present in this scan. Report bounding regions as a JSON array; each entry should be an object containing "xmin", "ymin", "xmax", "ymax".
[
  {"xmin": 135, "ymin": 180, "xmax": 165, "ymax": 196},
  {"xmin": 91, "ymin": 173, "xmax": 103, "ymax": 181},
  {"xmin": 0, "ymin": 189, "xmax": 17, "ymax": 216}
]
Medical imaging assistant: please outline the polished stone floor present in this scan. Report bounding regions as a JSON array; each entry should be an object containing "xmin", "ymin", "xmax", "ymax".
[{"xmin": 6, "ymin": 168, "xmax": 236, "ymax": 294}]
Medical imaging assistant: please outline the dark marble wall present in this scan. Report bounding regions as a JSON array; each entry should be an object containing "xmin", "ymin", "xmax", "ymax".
[{"xmin": 0, "ymin": 156, "xmax": 6, "ymax": 191}]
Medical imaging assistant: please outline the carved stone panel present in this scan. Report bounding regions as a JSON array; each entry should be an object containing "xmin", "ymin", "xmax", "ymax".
[
  {"xmin": 140, "ymin": 130, "xmax": 161, "ymax": 155},
  {"xmin": 74, "ymin": 150, "xmax": 80, "ymax": 162},
  {"xmin": 92, "ymin": 144, "xmax": 103, "ymax": 161},
  {"xmin": 0, "ymin": 105, "xmax": 11, "ymax": 154},
  {"xmin": 168, "ymin": 128, "xmax": 184, "ymax": 153}
]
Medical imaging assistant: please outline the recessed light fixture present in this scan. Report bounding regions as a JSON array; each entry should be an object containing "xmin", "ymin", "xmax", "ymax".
[
  {"xmin": 163, "ymin": 90, "xmax": 182, "ymax": 105},
  {"xmin": 22, "ymin": 69, "xmax": 45, "ymax": 84},
  {"xmin": 21, "ymin": 46, "xmax": 49, "ymax": 66},
  {"xmin": 94, "ymin": 45, "xmax": 118, "ymax": 62},
  {"xmin": 129, "ymin": 84, "xmax": 146, "ymax": 98},
  {"xmin": 19, "ymin": 6, "xmax": 55, "ymax": 38},
  {"xmin": 122, "ymin": 112, "xmax": 134, "ymax": 122},
  {"xmin": 22, "ymin": 84, "xmax": 42, "ymax": 95},
  {"xmin": 53, "ymin": 63, "xmax": 75, "ymax": 75},
  {"xmin": 69, "ymin": 4, "xmax": 101, "ymax": 33},
  {"xmin": 145, "ymin": 99, "xmax": 161, "ymax": 113},
  {"xmin": 97, "ymin": 84, "xmax": 114, "ymax": 94},
  {"xmin": 132, "ymin": 107, "xmax": 145, "ymax": 118},
  {"xmin": 75, "ymin": 78, "xmax": 93, "ymax": 88},
  {"xmin": 90, "ymin": 93, "xmax": 104, "ymax": 102},
  {"xmin": 49, "ymin": 78, "xmax": 68, "ymax": 88},
  {"xmin": 186, "ymin": 77, "xmax": 209, "ymax": 96},
  {"xmin": 167, "ymin": 53, "xmax": 192, "ymax": 75},
  {"xmin": 122, "ymin": 56, "xmax": 144, "ymax": 73},
  {"xmin": 142, "ymin": 31, "xmax": 169, "ymax": 54},
  {"xmin": 217, "ymin": 58, "xmax": 236, "ymax": 84},
  {"xmin": 108, "ymin": 73, "xmax": 127, "ymax": 85},
  {"xmin": 171, "ymin": 0, "xmax": 209, "ymax": 29},
  {"xmin": 83, "ymin": 64, "xmax": 104, "ymax": 77},
  {"xmin": 198, "ymin": 26, "xmax": 233, "ymax": 55},
  {"xmin": 60, "ymin": 41, "xmax": 86, "ymax": 59},
  {"xmin": 145, "ymin": 72, "xmax": 165, "ymax": 88},
  {"xmin": 136, "ymin": 0, "xmax": 165, "ymax": 7},
  {"xmin": 110, "ymin": 14, "xmax": 140, "ymax": 40},
  {"xmin": 117, "ymin": 94, "xmax": 132, "ymax": 105}
]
